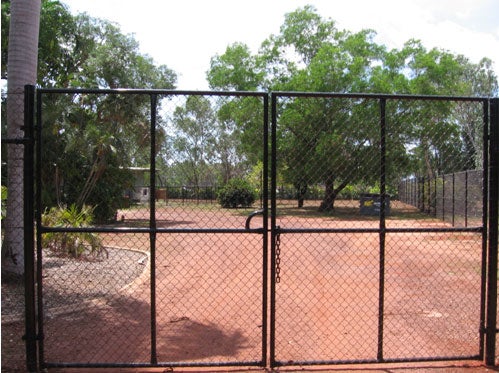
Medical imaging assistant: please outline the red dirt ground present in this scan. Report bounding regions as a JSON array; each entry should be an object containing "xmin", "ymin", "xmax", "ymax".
[{"xmin": 2, "ymin": 200, "xmax": 497, "ymax": 372}]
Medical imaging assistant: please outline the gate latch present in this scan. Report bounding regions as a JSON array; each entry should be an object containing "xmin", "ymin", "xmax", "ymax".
[{"xmin": 245, "ymin": 209, "xmax": 265, "ymax": 230}]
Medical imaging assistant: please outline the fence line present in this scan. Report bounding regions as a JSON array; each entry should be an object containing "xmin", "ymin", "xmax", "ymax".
[{"xmin": 398, "ymin": 169, "xmax": 483, "ymax": 227}]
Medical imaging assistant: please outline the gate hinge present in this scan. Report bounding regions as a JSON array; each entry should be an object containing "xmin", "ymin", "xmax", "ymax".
[{"xmin": 480, "ymin": 326, "xmax": 499, "ymax": 334}]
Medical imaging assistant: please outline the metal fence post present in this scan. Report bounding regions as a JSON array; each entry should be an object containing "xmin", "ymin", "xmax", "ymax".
[
  {"xmin": 485, "ymin": 97, "xmax": 499, "ymax": 366},
  {"xmin": 149, "ymin": 93, "xmax": 158, "ymax": 365},
  {"xmin": 377, "ymin": 98, "xmax": 387, "ymax": 361},
  {"xmin": 452, "ymin": 173, "xmax": 456, "ymax": 227},
  {"xmin": 23, "ymin": 84, "xmax": 37, "ymax": 372},
  {"xmin": 465, "ymin": 171, "xmax": 469, "ymax": 227}
]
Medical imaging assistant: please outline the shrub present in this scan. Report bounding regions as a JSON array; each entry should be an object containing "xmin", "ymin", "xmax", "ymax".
[
  {"xmin": 218, "ymin": 178, "xmax": 257, "ymax": 208},
  {"xmin": 1, "ymin": 185, "xmax": 7, "ymax": 220},
  {"xmin": 41, "ymin": 204, "xmax": 106, "ymax": 260}
]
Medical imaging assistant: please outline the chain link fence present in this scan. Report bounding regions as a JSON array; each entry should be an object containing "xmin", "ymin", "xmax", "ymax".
[
  {"xmin": 2, "ymin": 84, "xmax": 40, "ymax": 372},
  {"xmin": 35, "ymin": 90, "xmax": 268, "ymax": 368},
  {"xmin": 271, "ymin": 93, "xmax": 489, "ymax": 365},
  {"xmin": 398, "ymin": 170, "xmax": 484, "ymax": 227},
  {"xmin": 6, "ymin": 87, "xmax": 497, "ymax": 370}
]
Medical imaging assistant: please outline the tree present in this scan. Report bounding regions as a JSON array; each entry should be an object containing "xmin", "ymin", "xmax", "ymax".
[
  {"xmin": 207, "ymin": 6, "xmax": 498, "ymax": 210},
  {"xmin": 208, "ymin": 42, "xmax": 262, "ymax": 91},
  {"xmin": 171, "ymin": 96, "xmax": 217, "ymax": 187},
  {"xmin": 2, "ymin": 0, "xmax": 177, "ymax": 229},
  {"xmin": 3, "ymin": 0, "xmax": 41, "ymax": 274},
  {"xmin": 32, "ymin": 9, "xmax": 176, "ymax": 222},
  {"xmin": 456, "ymin": 57, "xmax": 498, "ymax": 169}
]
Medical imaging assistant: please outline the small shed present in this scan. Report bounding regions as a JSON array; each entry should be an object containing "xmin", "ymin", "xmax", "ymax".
[{"xmin": 127, "ymin": 167, "xmax": 150, "ymax": 203}]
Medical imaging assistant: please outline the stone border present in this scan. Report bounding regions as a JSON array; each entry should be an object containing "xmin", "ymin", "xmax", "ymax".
[{"xmin": 1, "ymin": 247, "xmax": 150, "ymax": 324}]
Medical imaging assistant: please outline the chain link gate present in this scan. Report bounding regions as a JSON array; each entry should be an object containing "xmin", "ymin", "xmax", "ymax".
[
  {"xmin": 269, "ymin": 92, "xmax": 498, "ymax": 367},
  {"xmin": 22, "ymin": 87, "xmax": 499, "ymax": 370},
  {"xmin": 32, "ymin": 89, "xmax": 269, "ymax": 369}
]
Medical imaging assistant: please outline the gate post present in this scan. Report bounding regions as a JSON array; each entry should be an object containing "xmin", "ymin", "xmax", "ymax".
[
  {"xmin": 485, "ymin": 97, "xmax": 499, "ymax": 366},
  {"xmin": 23, "ymin": 84, "xmax": 37, "ymax": 372}
]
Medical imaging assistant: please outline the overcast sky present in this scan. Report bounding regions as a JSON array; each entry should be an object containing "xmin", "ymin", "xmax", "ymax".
[{"xmin": 63, "ymin": 0, "xmax": 499, "ymax": 90}]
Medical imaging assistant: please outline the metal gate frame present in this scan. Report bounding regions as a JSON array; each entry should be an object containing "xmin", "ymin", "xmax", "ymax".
[
  {"xmin": 30, "ymin": 88, "xmax": 270, "ymax": 370},
  {"xmin": 18, "ymin": 86, "xmax": 499, "ymax": 370},
  {"xmin": 268, "ymin": 92, "xmax": 499, "ymax": 367}
]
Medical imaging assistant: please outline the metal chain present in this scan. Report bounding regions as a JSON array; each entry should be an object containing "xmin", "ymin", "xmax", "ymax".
[{"xmin": 275, "ymin": 228, "xmax": 281, "ymax": 283}]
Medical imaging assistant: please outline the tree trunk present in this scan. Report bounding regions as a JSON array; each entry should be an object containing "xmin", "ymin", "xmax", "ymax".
[
  {"xmin": 2, "ymin": 0, "xmax": 41, "ymax": 274},
  {"xmin": 319, "ymin": 175, "xmax": 335, "ymax": 211},
  {"xmin": 294, "ymin": 180, "xmax": 307, "ymax": 208},
  {"xmin": 319, "ymin": 175, "xmax": 350, "ymax": 212}
]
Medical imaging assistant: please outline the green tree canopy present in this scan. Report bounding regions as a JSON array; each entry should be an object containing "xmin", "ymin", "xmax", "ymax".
[
  {"xmin": 2, "ymin": 0, "xmax": 178, "ymax": 221},
  {"xmin": 207, "ymin": 5, "xmax": 498, "ymax": 210}
]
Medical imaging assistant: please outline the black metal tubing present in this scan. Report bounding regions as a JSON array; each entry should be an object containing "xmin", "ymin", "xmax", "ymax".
[
  {"xmin": 465, "ymin": 171, "xmax": 469, "ymax": 227},
  {"xmin": 272, "ymin": 90, "xmax": 487, "ymax": 102},
  {"xmin": 261, "ymin": 93, "xmax": 270, "ymax": 366},
  {"xmin": 479, "ymin": 100, "xmax": 490, "ymax": 359},
  {"xmin": 276, "ymin": 227, "xmax": 482, "ymax": 234},
  {"xmin": 149, "ymin": 94, "xmax": 158, "ymax": 365},
  {"xmin": 23, "ymin": 85, "xmax": 37, "ymax": 373},
  {"xmin": 245, "ymin": 209, "xmax": 265, "ymax": 230},
  {"xmin": 273, "ymin": 355, "xmax": 481, "ymax": 367},
  {"xmin": 485, "ymin": 98, "xmax": 499, "ymax": 366},
  {"xmin": 35, "ymin": 88, "xmax": 45, "ymax": 371},
  {"xmin": 377, "ymin": 98, "xmax": 387, "ymax": 361},
  {"xmin": 270, "ymin": 92, "xmax": 278, "ymax": 368},
  {"xmin": 36, "ymin": 87, "xmax": 268, "ymax": 98},
  {"xmin": 442, "ymin": 175, "xmax": 446, "ymax": 222},
  {"xmin": 44, "ymin": 360, "xmax": 263, "ymax": 369},
  {"xmin": 452, "ymin": 173, "xmax": 456, "ymax": 226},
  {"xmin": 39, "ymin": 226, "xmax": 266, "ymax": 234}
]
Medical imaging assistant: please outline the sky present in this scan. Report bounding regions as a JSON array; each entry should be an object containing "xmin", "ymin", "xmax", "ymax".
[{"xmin": 63, "ymin": 0, "xmax": 499, "ymax": 91}]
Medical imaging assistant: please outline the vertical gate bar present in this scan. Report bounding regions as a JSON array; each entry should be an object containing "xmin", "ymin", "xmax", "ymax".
[
  {"xmin": 35, "ymin": 89, "xmax": 45, "ymax": 370},
  {"xmin": 434, "ymin": 177, "xmax": 437, "ymax": 217},
  {"xmin": 421, "ymin": 176, "xmax": 425, "ymax": 212},
  {"xmin": 427, "ymin": 176, "xmax": 432, "ymax": 214},
  {"xmin": 270, "ymin": 93, "xmax": 278, "ymax": 367},
  {"xmin": 452, "ymin": 173, "xmax": 455, "ymax": 227},
  {"xmin": 479, "ymin": 99, "xmax": 490, "ymax": 359},
  {"xmin": 23, "ymin": 85, "xmax": 37, "ymax": 372},
  {"xmin": 149, "ymin": 93, "xmax": 158, "ymax": 364},
  {"xmin": 442, "ymin": 174, "xmax": 445, "ymax": 221},
  {"xmin": 465, "ymin": 171, "xmax": 468, "ymax": 227},
  {"xmin": 377, "ymin": 97, "xmax": 387, "ymax": 362},
  {"xmin": 411, "ymin": 179, "xmax": 416, "ymax": 206},
  {"xmin": 262, "ymin": 94, "xmax": 269, "ymax": 366},
  {"xmin": 485, "ymin": 98, "xmax": 499, "ymax": 366}
]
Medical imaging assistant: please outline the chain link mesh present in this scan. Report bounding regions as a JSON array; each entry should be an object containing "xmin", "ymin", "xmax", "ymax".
[
  {"xmin": 31, "ymin": 90, "xmax": 490, "ymax": 367},
  {"xmin": 273, "ymin": 94, "xmax": 485, "ymax": 364},
  {"xmin": 38, "ymin": 92, "xmax": 266, "ymax": 366},
  {"xmin": 1, "ymin": 89, "xmax": 29, "ymax": 371}
]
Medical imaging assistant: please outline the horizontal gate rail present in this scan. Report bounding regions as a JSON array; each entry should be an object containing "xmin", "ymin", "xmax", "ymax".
[
  {"xmin": 272, "ymin": 355, "xmax": 482, "ymax": 367},
  {"xmin": 272, "ymin": 90, "xmax": 488, "ymax": 101},
  {"xmin": 276, "ymin": 227, "xmax": 483, "ymax": 234},
  {"xmin": 35, "ymin": 87, "xmax": 269, "ymax": 98},
  {"xmin": 39, "ymin": 226, "xmax": 265, "ymax": 234}
]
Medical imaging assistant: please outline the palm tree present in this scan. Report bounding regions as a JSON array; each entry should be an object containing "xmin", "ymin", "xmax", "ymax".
[{"xmin": 3, "ymin": 0, "xmax": 41, "ymax": 274}]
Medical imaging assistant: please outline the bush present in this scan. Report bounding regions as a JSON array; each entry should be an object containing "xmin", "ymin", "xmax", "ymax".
[
  {"xmin": 41, "ymin": 204, "xmax": 107, "ymax": 260},
  {"xmin": 1, "ymin": 185, "xmax": 7, "ymax": 220},
  {"xmin": 218, "ymin": 178, "xmax": 257, "ymax": 208}
]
